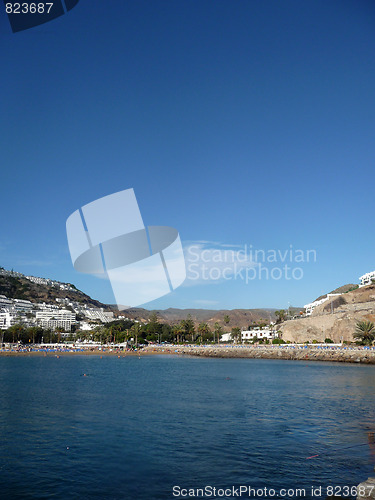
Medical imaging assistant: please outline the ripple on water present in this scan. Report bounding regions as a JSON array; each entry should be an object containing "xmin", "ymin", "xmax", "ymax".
[{"xmin": 0, "ymin": 356, "xmax": 374, "ymax": 499}]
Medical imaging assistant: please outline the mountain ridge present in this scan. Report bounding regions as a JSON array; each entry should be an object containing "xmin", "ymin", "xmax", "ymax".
[{"xmin": 0, "ymin": 267, "xmax": 280, "ymax": 328}]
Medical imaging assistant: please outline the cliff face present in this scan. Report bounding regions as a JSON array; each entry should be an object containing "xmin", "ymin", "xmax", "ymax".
[{"xmin": 280, "ymin": 285, "xmax": 375, "ymax": 343}]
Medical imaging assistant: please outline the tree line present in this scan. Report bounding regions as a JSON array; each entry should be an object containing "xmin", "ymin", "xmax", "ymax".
[
  {"xmin": 0, "ymin": 313, "xmax": 224, "ymax": 345},
  {"xmin": 1, "ymin": 312, "xmax": 285, "ymax": 345}
]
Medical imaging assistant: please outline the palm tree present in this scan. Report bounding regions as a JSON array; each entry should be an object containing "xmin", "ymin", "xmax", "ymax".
[
  {"xmin": 197, "ymin": 323, "xmax": 211, "ymax": 344},
  {"xmin": 275, "ymin": 310, "xmax": 287, "ymax": 324},
  {"xmin": 105, "ymin": 327, "xmax": 112, "ymax": 344},
  {"xmin": 29, "ymin": 326, "xmax": 38, "ymax": 344},
  {"xmin": 93, "ymin": 325, "xmax": 105, "ymax": 344},
  {"xmin": 147, "ymin": 312, "xmax": 160, "ymax": 342},
  {"xmin": 231, "ymin": 327, "xmax": 241, "ymax": 344},
  {"xmin": 173, "ymin": 322, "xmax": 184, "ymax": 343},
  {"xmin": 213, "ymin": 322, "xmax": 223, "ymax": 343},
  {"xmin": 223, "ymin": 315, "xmax": 230, "ymax": 325},
  {"xmin": 182, "ymin": 315, "xmax": 195, "ymax": 343},
  {"xmin": 130, "ymin": 322, "xmax": 142, "ymax": 347},
  {"xmin": 46, "ymin": 328, "xmax": 53, "ymax": 344},
  {"xmin": 55, "ymin": 327, "xmax": 64, "ymax": 343},
  {"xmin": 354, "ymin": 321, "xmax": 375, "ymax": 345},
  {"xmin": 9, "ymin": 324, "xmax": 24, "ymax": 344}
]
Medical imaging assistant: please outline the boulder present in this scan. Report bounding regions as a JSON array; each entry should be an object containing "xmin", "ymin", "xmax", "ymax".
[{"xmin": 357, "ymin": 477, "xmax": 375, "ymax": 500}]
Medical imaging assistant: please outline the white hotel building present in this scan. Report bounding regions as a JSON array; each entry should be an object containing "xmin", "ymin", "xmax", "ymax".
[
  {"xmin": 241, "ymin": 329, "xmax": 278, "ymax": 341},
  {"xmin": 359, "ymin": 271, "xmax": 375, "ymax": 286},
  {"xmin": 0, "ymin": 311, "xmax": 28, "ymax": 330},
  {"xmin": 304, "ymin": 269, "xmax": 375, "ymax": 316},
  {"xmin": 13, "ymin": 299, "xmax": 33, "ymax": 313},
  {"xmin": 0, "ymin": 295, "xmax": 34, "ymax": 330},
  {"xmin": 221, "ymin": 329, "xmax": 278, "ymax": 342},
  {"xmin": 304, "ymin": 293, "xmax": 342, "ymax": 316},
  {"xmin": 0, "ymin": 296, "xmax": 34, "ymax": 313},
  {"xmin": 0, "ymin": 295, "xmax": 13, "ymax": 309},
  {"xmin": 36, "ymin": 310, "xmax": 76, "ymax": 331}
]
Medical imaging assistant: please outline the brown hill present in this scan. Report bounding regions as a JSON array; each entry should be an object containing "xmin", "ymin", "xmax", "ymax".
[
  {"xmin": 0, "ymin": 269, "xmax": 280, "ymax": 328},
  {"xmin": 314, "ymin": 284, "xmax": 358, "ymax": 302},
  {"xmin": 122, "ymin": 307, "xmax": 277, "ymax": 329},
  {"xmin": 0, "ymin": 274, "xmax": 111, "ymax": 310}
]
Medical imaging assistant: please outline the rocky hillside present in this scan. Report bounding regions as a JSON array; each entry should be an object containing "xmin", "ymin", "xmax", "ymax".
[
  {"xmin": 280, "ymin": 284, "xmax": 375, "ymax": 343},
  {"xmin": 314, "ymin": 283, "xmax": 358, "ymax": 302},
  {"xmin": 0, "ymin": 274, "xmax": 111, "ymax": 310},
  {"xmin": 0, "ymin": 269, "xmax": 278, "ymax": 328}
]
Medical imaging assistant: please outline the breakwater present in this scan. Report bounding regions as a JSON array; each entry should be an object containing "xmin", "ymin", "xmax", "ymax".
[{"xmin": 145, "ymin": 344, "xmax": 375, "ymax": 364}]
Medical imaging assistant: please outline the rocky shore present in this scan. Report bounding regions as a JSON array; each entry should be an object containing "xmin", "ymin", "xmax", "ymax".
[
  {"xmin": 144, "ymin": 344, "xmax": 375, "ymax": 364},
  {"xmin": 2, "ymin": 344, "xmax": 375, "ymax": 364}
]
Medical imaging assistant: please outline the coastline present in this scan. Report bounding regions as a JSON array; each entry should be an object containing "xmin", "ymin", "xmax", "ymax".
[
  {"xmin": 0, "ymin": 348, "xmax": 159, "ymax": 357},
  {"xmin": 2, "ymin": 344, "xmax": 375, "ymax": 364},
  {"xmin": 144, "ymin": 344, "xmax": 375, "ymax": 364}
]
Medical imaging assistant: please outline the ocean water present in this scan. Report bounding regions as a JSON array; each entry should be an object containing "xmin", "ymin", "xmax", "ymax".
[{"xmin": 0, "ymin": 355, "xmax": 374, "ymax": 499}]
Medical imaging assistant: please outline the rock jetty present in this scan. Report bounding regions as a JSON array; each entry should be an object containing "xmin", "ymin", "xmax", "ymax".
[{"xmin": 144, "ymin": 344, "xmax": 375, "ymax": 364}]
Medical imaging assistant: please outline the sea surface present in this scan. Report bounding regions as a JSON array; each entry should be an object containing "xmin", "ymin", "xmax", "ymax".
[{"xmin": 0, "ymin": 355, "xmax": 374, "ymax": 499}]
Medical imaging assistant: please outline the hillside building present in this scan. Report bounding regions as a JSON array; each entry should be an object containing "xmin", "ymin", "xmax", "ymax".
[
  {"xmin": 304, "ymin": 293, "xmax": 342, "ymax": 316},
  {"xmin": 0, "ymin": 311, "xmax": 28, "ymax": 330},
  {"xmin": 0, "ymin": 295, "xmax": 13, "ymax": 309},
  {"xmin": 36, "ymin": 309, "xmax": 76, "ymax": 331},
  {"xmin": 359, "ymin": 271, "xmax": 375, "ymax": 286},
  {"xmin": 13, "ymin": 299, "xmax": 33, "ymax": 313}
]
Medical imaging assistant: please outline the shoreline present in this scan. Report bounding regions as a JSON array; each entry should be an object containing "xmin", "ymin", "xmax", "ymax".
[
  {"xmin": 144, "ymin": 344, "xmax": 375, "ymax": 364},
  {"xmin": 1, "ymin": 344, "xmax": 375, "ymax": 364},
  {"xmin": 0, "ymin": 348, "xmax": 161, "ymax": 357}
]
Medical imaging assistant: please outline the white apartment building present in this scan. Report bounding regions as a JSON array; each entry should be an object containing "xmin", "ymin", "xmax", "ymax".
[
  {"xmin": 0, "ymin": 297, "xmax": 33, "ymax": 313},
  {"xmin": 241, "ymin": 329, "xmax": 277, "ymax": 341},
  {"xmin": 220, "ymin": 329, "xmax": 278, "ymax": 342},
  {"xmin": 304, "ymin": 293, "xmax": 342, "ymax": 316},
  {"xmin": 37, "ymin": 302, "xmax": 59, "ymax": 311},
  {"xmin": 41, "ymin": 318, "xmax": 73, "ymax": 331},
  {"xmin": 59, "ymin": 284, "xmax": 74, "ymax": 291},
  {"xmin": 0, "ymin": 269, "xmax": 24, "ymax": 278},
  {"xmin": 0, "ymin": 312, "xmax": 28, "ymax": 330},
  {"xmin": 13, "ymin": 299, "xmax": 33, "ymax": 312},
  {"xmin": 56, "ymin": 298, "xmax": 70, "ymax": 304},
  {"xmin": 25, "ymin": 275, "xmax": 75, "ymax": 291},
  {"xmin": 359, "ymin": 271, "xmax": 375, "ymax": 286},
  {"xmin": 36, "ymin": 310, "xmax": 75, "ymax": 321},
  {"xmin": 220, "ymin": 332, "xmax": 232, "ymax": 342},
  {"xmin": 83, "ymin": 309, "xmax": 114, "ymax": 323},
  {"xmin": 26, "ymin": 276, "xmax": 49, "ymax": 285},
  {"xmin": 36, "ymin": 309, "xmax": 76, "ymax": 331},
  {"xmin": 0, "ymin": 295, "xmax": 13, "ymax": 309}
]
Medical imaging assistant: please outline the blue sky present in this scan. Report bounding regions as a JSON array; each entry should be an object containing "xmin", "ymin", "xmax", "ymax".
[{"xmin": 1, "ymin": 0, "xmax": 375, "ymax": 310}]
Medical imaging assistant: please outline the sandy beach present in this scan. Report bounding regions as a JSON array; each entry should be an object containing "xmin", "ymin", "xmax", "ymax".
[{"xmin": 0, "ymin": 347, "xmax": 158, "ymax": 357}]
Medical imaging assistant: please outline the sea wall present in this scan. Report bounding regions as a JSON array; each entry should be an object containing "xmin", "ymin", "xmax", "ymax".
[{"xmin": 145, "ymin": 344, "xmax": 375, "ymax": 364}]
